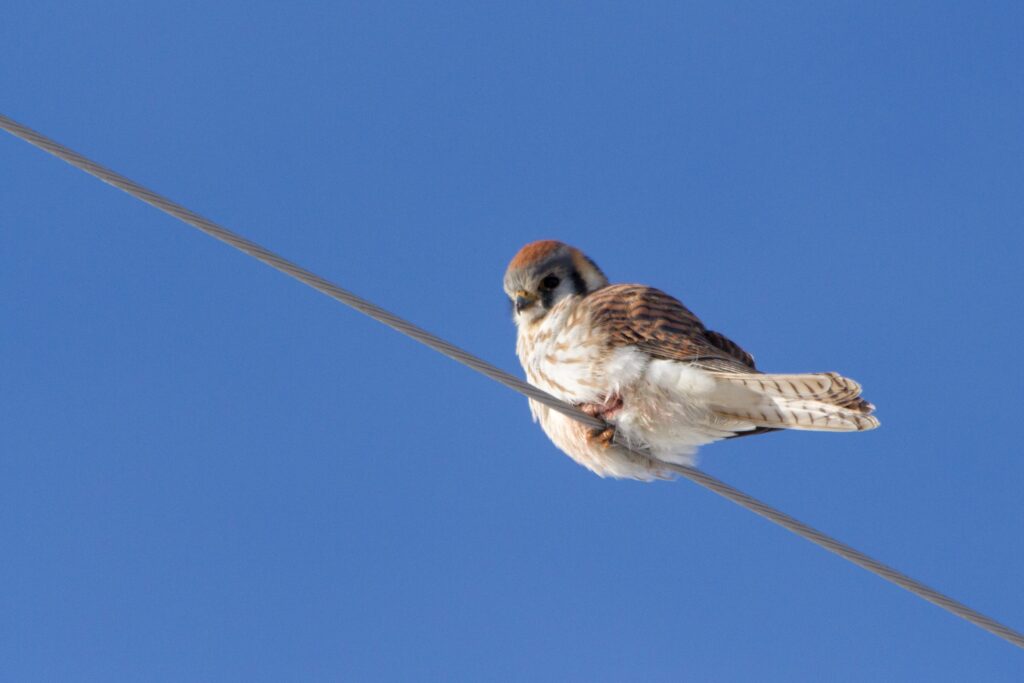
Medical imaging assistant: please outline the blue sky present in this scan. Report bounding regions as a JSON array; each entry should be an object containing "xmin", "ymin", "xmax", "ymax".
[{"xmin": 2, "ymin": 2, "xmax": 1023, "ymax": 680}]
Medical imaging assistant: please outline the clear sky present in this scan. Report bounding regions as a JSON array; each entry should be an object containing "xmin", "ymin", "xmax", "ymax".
[{"xmin": 2, "ymin": 2, "xmax": 1022, "ymax": 680}]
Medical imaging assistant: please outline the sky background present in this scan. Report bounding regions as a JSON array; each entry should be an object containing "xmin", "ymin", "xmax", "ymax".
[{"xmin": 2, "ymin": 2, "xmax": 1023, "ymax": 680}]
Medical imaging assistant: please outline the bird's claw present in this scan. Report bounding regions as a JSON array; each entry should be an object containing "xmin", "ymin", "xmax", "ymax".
[
  {"xmin": 588, "ymin": 425, "xmax": 617, "ymax": 448},
  {"xmin": 579, "ymin": 393, "xmax": 623, "ymax": 448},
  {"xmin": 578, "ymin": 393, "xmax": 624, "ymax": 421}
]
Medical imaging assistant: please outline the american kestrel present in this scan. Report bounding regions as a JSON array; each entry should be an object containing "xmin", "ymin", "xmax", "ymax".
[{"xmin": 504, "ymin": 240, "xmax": 878, "ymax": 480}]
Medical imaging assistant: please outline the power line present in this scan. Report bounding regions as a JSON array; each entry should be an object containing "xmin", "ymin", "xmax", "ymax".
[{"xmin": 2, "ymin": 112, "xmax": 1021, "ymax": 650}]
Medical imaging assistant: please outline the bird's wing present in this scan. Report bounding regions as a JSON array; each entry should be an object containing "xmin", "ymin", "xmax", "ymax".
[
  {"xmin": 580, "ymin": 284, "xmax": 877, "ymax": 432},
  {"xmin": 580, "ymin": 284, "xmax": 757, "ymax": 372},
  {"xmin": 579, "ymin": 285, "xmax": 878, "ymax": 433}
]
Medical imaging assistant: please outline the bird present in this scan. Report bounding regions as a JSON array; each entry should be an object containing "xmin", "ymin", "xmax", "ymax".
[{"xmin": 504, "ymin": 240, "xmax": 878, "ymax": 480}]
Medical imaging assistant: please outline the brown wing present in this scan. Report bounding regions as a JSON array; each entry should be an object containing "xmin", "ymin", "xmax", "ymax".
[{"xmin": 581, "ymin": 284, "xmax": 757, "ymax": 372}]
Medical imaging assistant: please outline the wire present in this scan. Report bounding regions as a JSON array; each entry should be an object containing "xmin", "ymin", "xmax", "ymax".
[{"xmin": 2, "ymin": 112, "xmax": 1022, "ymax": 650}]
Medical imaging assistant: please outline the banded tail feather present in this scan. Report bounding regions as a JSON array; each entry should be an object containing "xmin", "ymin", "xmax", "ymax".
[{"xmin": 710, "ymin": 371, "xmax": 879, "ymax": 432}]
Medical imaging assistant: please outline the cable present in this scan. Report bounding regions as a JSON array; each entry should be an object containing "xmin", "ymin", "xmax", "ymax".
[{"xmin": 2, "ymin": 112, "xmax": 1022, "ymax": 650}]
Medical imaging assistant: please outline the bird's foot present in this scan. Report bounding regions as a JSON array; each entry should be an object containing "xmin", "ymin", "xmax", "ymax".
[
  {"xmin": 578, "ymin": 393, "xmax": 624, "ymax": 421},
  {"xmin": 579, "ymin": 394, "xmax": 623, "ymax": 448},
  {"xmin": 588, "ymin": 425, "xmax": 617, "ymax": 448}
]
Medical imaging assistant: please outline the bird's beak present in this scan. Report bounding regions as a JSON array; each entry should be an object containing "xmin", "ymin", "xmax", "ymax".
[{"xmin": 515, "ymin": 290, "xmax": 537, "ymax": 313}]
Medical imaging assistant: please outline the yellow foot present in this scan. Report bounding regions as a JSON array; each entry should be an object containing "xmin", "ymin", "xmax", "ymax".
[{"xmin": 588, "ymin": 426, "xmax": 617, "ymax": 448}]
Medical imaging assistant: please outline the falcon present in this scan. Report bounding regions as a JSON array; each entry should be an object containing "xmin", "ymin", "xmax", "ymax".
[{"xmin": 504, "ymin": 240, "xmax": 878, "ymax": 480}]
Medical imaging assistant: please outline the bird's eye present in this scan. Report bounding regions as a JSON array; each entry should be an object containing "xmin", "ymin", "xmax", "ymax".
[{"xmin": 541, "ymin": 275, "xmax": 561, "ymax": 290}]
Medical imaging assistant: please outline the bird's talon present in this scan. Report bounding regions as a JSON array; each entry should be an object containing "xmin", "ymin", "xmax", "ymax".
[
  {"xmin": 578, "ymin": 393, "xmax": 624, "ymax": 421},
  {"xmin": 589, "ymin": 426, "xmax": 617, "ymax": 448}
]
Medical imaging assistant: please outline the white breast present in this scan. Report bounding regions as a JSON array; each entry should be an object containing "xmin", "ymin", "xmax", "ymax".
[{"xmin": 515, "ymin": 298, "xmax": 607, "ymax": 405}]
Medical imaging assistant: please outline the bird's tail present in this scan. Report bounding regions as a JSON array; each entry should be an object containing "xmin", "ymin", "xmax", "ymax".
[{"xmin": 708, "ymin": 371, "xmax": 879, "ymax": 432}]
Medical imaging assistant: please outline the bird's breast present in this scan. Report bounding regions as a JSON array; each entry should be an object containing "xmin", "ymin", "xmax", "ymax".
[{"xmin": 516, "ymin": 304, "xmax": 609, "ymax": 404}]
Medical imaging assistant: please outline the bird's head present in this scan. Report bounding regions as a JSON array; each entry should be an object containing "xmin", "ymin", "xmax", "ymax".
[{"xmin": 503, "ymin": 240, "xmax": 608, "ymax": 324}]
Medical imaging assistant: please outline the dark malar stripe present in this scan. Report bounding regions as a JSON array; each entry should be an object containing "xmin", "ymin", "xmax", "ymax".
[{"xmin": 570, "ymin": 269, "xmax": 587, "ymax": 295}]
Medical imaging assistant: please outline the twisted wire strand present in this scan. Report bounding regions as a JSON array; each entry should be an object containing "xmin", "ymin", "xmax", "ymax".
[{"xmin": 2, "ymin": 112, "xmax": 1021, "ymax": 650}]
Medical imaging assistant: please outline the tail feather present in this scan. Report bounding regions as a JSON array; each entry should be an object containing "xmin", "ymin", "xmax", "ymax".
[{"xmin": 709, "ymin": 371, "xmax": 879, "ymax": 433}]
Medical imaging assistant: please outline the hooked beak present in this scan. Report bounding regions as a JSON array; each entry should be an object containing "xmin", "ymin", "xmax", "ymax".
[{"xmin": 514, "ymin": 290, "xmax": 537, "ymax": 313}]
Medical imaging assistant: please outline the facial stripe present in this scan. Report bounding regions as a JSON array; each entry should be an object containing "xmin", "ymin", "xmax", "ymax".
[
  {"xmin": 570, "ymin": 269, "xmax": 587, "ymax": 295},
  {"xmin": 540, "ymin": 287, "xmax": 555, "ymax": 309}
]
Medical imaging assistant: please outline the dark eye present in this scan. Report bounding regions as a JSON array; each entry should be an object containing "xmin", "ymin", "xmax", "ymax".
[{"xmin": 541, "ymin": 275, "xmax": 561, "ymax": 290}]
